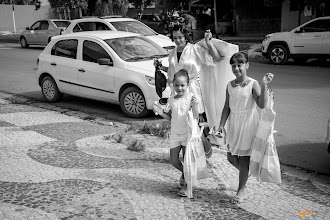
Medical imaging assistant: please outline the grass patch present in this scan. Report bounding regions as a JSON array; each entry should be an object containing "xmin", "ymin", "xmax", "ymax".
[
  {"xmin": 127, "ymin": 139, "xmax": 146, "ymax": 152},
  {"xmin": 103, "ymin": 133, "xmax": 125, "ymax": 143},
  {"xmin": 128, "ymin": 120, "xmax": 170, "ymax": 139}
]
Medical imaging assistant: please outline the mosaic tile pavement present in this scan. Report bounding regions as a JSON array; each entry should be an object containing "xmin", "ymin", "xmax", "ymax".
[{"xmin": 1, "ymin": 98, "xmax": 330, "ymax": 220}]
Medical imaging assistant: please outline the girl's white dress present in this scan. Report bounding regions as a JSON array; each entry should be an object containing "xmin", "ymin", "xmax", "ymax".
[
  {"xmin": 167, "ymin": 43, "xmax": 213, "ymax": 113},
  {"xmin": 168, "ymin": 93, "xmax": 193, "ymax": 148},
  {"xmin": 227, "ymin": 78, "xmax": 259, "ymax": 156}
]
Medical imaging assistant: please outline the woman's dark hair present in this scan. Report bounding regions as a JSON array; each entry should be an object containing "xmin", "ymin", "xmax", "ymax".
[
  {"xmin": 230, "ymin": 52, "xmax": 249, "ymax": 64},
  {"xmin": 170, "ymin": 24, "xmax": 191, "ymax": 42},
  {"xmin": 173, "ymin": 69, "xmax": 189, "ymax": 84}
]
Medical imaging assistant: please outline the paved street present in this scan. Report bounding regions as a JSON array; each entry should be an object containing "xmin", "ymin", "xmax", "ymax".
[{"xmin": 1, "ymin": 92, "xmax": 330, "ymax": 219}]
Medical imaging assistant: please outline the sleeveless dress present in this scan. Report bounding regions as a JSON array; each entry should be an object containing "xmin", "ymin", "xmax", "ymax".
[
  {"xmin": 226, "ymin": 78, "xmax": 259, "ymax": 156},
  {"xmin": 168, "ymin": 93, "xmax": 193, "ymax": 148}
]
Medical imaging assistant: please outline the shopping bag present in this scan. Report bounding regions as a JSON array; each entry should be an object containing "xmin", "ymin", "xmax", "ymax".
[
  {"xmin": 250, "ymin": 90, "xmax": 281, "ymax": 184},
  {"xmin": 208, "ymin": 126, "xmax": 227, "ymax": 148},
  {"xmin": 184, "ymin": 111, "xmax": 209, "ymax": 198}
]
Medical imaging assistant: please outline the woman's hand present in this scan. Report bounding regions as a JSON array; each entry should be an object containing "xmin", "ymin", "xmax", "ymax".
[
  {"xmin": 215, "ymin": 126, "xmax": 225, "ymax": 138},
  {"xmin": 262, "ymin": 73, "xmax": 274, "ymax": 85},
  {"xmin": 191, "ymin": 95, "xmax": 198, "ymax": 107},
  {"xmin": 204, "ymin": 29, "xmax": 212, "ymax": 43}
]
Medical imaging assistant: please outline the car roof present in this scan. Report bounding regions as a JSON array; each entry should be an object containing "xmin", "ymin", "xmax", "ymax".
[
  {"xmin": 54, "ymin": 31, "xmax": 141, "ymax": 40},
  {"xmin": 46, "ymin": 19, "xmax": 70, "ymax": 22},
  {"xmin": 313, "ymin": 16, "xmax": 330, "ymax": 20},
  {"xmin": 70, "ymin": 17, "xmax": 105, "ymax": 23},
  {"xmin": 102, "ymin": 17, "xmax": 141, "ymax": 22}
]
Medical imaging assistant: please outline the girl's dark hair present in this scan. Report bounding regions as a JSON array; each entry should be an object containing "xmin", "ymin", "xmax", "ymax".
[
  {"xmin": 170, "ymin": 24, "xmax": 191, "ymax": 42},
  {"xmin": 230, "ymin": 52, "xmax": 249, "ymax": 64},
  {"xmin": 173, "ymin": 69, "xmax": 189, "ymax": 84}
]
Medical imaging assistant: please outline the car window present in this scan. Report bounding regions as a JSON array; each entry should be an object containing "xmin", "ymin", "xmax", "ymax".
[
  {"xmin": 110, "ymin": 21, "xmax": 155, "ymax": 36},
  {"xmin": 73, "ymin": 22, "xmax": 109, "ymax": 32},
  {"xmin": 105, "ymin": 36, "xmax": 167, "ymax": 61},
  {"xmin": 53, "ymin": 21, "xmax": 70, "ymax": 28},
  {"xmin": 301, "ymin": 19, "xmax": 329, "ymax": 32},
  {"xmin": 83, "ymin": 40, "xmax": 111, "ymax": 63},
  {"xmin": 40, "ymin": 21, "xmax": 49, "ymax": 30},
  {"xmin": 51, "ymin": 39, "xmax": 78, "ymax": 59},
  {"xmin": 31, "ymin": 21, "xmax": 41, "ymax": 30}
]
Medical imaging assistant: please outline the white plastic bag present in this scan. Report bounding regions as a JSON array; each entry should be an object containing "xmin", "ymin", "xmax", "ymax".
[{"xmin": 184, "ymin": 111, "xmax": 209, "ymax": 198}]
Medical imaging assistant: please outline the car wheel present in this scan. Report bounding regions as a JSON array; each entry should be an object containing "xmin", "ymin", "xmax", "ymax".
[
  {"xmin": 268, "ymin": 45, "xmax": 288, "ymax": 65},
  {"xmin": 293, "ymin": 58, "xmax": 308, "ymax": 64},
  {"xmin": 120, "ymin": 87, "xmax": 149, "ymax": 118},
  {"xmin": 41, "ymin": 76, "xmax": 63, "ymax": 102},
  {"xmin": 20, "ymin": 37, "xmax": 29, "ymax": 48}
]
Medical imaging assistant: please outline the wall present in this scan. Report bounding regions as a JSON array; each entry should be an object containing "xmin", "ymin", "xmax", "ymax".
[
  {"xmin": 281, "ymin": 0, "xmax": 314, "ymax": 31},
  {"xmin": 236, "ymin": 18, "xmax": 281, "ymax": 35},
  {"xmin": 0, "ymin": 5, "xmax": 56, "ymax": 33}
]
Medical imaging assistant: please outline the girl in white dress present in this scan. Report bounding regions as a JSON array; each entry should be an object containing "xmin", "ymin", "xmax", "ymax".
[
  {"xmin": 217, "ymin": 52, "xmax": 274, "ymax": 204},
  {"xmin": 154, "ymin": 69, "xmax": 199, "ymax": 197}
]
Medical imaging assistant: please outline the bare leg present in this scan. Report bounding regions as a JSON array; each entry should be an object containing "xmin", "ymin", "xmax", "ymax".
[
  {"xmin": 227, "ymin": 152, "xmax": 239, "ymax": 169},
  {"xmin": 170, "ymin": 145, "xmax": 184, "ymax": 172},
  {"xmin": 232, "ymin": 156, "xmax": 250, "ymax": 203}
]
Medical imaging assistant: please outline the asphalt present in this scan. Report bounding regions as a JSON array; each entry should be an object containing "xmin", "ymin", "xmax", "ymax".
[{"xmin": 1, "ymin": 92, "xmax": 329, "ymax": 219}]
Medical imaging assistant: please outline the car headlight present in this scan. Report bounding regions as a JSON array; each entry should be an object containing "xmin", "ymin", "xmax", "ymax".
[
  {"xmin": 263, "ymin": 36, "xmax": 270, "ymax": 42},
  {"xmin": 145, "ymin": 76, "xmax": 155, "ymax": 85}
]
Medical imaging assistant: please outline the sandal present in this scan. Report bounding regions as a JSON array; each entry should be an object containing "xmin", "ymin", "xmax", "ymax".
[
  {"xmin": 178, "ymin": 188, "xmax": 188, "ymax": 197},
  {"xmin": 230, "ymin": 196, "xmax": 244, "ymax": 204}
]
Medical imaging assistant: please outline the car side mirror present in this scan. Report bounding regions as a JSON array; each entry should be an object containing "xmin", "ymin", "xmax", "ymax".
[
  {"xmin": 97, "ymin": 58, "xmax": 113, "ymax": 66},
  {"xmin": 26, "ymin": 27, "xmax": 30, "ymax": 30},
  {"xmin": 295, "ymin": 28, "xmax": 302, "ymax": 33}
]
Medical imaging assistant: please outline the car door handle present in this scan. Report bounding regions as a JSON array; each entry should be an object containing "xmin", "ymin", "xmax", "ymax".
[
  {"xmin": 78, "ymin": 68, "xmax": 85, "ymax": 72},
  {"xmin": 314, "ymin": 35, "xmax": 322, "ymax": 37},
  {"xmin": 51, "ymin": 62, "xmax": 56, "ymax": 66}
]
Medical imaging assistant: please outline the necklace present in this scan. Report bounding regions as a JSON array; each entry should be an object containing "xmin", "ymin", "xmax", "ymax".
[{"xmin": 232, "ymin": 79, "xmax": 250, "ymax": 87}]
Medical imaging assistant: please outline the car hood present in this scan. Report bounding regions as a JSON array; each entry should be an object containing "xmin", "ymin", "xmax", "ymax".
[
  {"xmin": 124, "ymin": 57, "xmax": 169, "ymax": 77},
  {"xmin": 266, "ymin": 31, "xmax": 291, "ymax": 38},
  {"xmin": 145, "ymin": 34, "xmax": 175, "ymax": 48}
]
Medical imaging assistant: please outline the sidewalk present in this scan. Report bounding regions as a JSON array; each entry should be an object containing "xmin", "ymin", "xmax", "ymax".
[{"xmin": 1, "ymin": 92, "xmax": 330, "ymax": 219}]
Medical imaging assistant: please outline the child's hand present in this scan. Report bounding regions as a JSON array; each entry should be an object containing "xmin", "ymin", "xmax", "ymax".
[
  {"xmin": 191, "ymin": 95, "xmax": 198, "ymax": 107},
  {"xmin": 215, "ymin": 126, "xmax": 225, "ymax": 138},
  {"xmin": 262, "ymin": 73, "xmax": 274, "ymax": 84}
]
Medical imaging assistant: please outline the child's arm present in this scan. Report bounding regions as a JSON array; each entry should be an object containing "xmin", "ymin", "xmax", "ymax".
[
  {"xmin": 190, "ymin": 95, "xmax": 199, "ymax": 119},
  {"xmin": 159, "ymin": 111, "xmax": 171, "ymax": 121},
  {"xmin": 218, "ymin": 87, "xmax": 230, "ymax": 131},
  {"xmin": 253, "ymin": 73, "xmax": 274, "ymax": 109}
]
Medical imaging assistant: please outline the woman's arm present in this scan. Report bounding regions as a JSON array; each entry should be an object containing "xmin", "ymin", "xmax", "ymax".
[
  {"xmin": 204, "ymin": 32, "xmax": 223, "ymax": 62},
  {"xmin": 159, "ymin": 111, "xmax": 171, "ymax": 121}
]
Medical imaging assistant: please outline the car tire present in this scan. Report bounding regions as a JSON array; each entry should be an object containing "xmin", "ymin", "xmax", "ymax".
[
  {"xmin": 293, "ymin": 58, "xmax": 308, "ymax": 64},
  {"xmin": 268, "ymin": 45, "xmax": 288, "ymax": 65},
  {"xmin": 20, "ymin": 37, "xmax": 29, "ymax": 48},
  {"xmin": 120, "ymin": 87, "xmax": 150, "ymax": 118},
  {"xmin": 41, "ymin": 76, "xmax": 63, "ymax": 102}
]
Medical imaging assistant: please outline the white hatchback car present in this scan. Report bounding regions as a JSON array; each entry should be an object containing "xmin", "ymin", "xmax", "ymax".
[
  {"xmin": 36, "ymin": 31, "xmax": 171, "ymax": 118},
  {"xmin": 63, "ymin": 17, "xmax": 175, "ymax": 52},
  {"xmin": 262, "ymin": 16, "xmax": 330, "ymax": 64}
]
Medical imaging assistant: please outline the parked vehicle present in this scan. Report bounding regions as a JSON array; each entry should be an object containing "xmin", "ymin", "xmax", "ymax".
[
  {"xmin": 36, "ymin": 31, "xmax": 171, "ymax": 118},
  {"xmin": 139, "ymin": 14, "xmax": 162, "ymax": 32},
  {"xmin": 20, "ymin": 19, "xmax": 70, "ymax": 48},
  {"xmin": 63, "ymin": 17, "xmax": 175, "ymax": 52},
  {"xmin": 262, "ymin": 16, "xmax": 330, "ymax": 65}
]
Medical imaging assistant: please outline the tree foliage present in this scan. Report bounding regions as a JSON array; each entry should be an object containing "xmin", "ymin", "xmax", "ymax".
[{"xmin": 48, "ymin": 0, "xmax": 88, "ymax": 10}]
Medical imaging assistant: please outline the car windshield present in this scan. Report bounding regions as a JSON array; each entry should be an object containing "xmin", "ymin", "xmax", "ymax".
[
  {"xmin": 105, "ymin": 36, "xmax": 168, "ymax": 62},
  {"xmin": 53, "ymin": 21, "xmax": 70, "ymax": 28},
  {"xmin": 110, "ymin": 21, "xmax": 156, "ymax": 36}
]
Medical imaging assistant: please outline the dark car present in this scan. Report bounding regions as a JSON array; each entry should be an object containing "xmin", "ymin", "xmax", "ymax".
[{"xmin": 139, "ymin": 14, "xmax": 162, "ymax": 32}]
